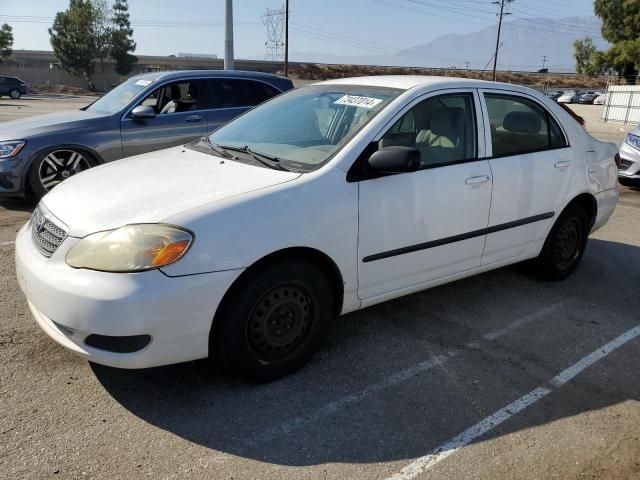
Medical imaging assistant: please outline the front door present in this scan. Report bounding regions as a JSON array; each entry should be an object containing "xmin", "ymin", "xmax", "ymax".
[
  {"xmin": 357, "ymin": 90, "xmax": 493, "ymax": 302},
  {"xmin": 479, "ymin": 91, "xmax": 574, "ymax": 265},
  {"xmin": 121, "ymin": 80, "xmax": 208, "ymax": 157}
]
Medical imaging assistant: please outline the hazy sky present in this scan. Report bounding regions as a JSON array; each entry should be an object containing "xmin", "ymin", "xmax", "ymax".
[{"xmin": 2, "ymin": 0, "xmax": 595, "ymax": 63}]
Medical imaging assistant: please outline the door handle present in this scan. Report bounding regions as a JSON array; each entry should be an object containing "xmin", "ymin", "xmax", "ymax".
[
  {"xmin": 465, "ymin": 175, "xmax": 490, "ymax": 186},
  {"xmin": 554, "ymin": 160, "xmax": 571, "ymax": 169},
  {"xmin": 185, "ymin": 115, "xmax": 203, "ymax": 123}
]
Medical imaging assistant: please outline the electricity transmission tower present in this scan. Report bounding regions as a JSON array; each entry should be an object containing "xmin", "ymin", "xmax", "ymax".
[
  {"xmin": 541, "ymin": 55, "xmax": 547, "ymax": 70},
  {"xmin": 262, "ymin": 6, "xmax": 286, "ymax": 61},
  {"xmin": 492, "ymin": 0, "xmax": 513, "ymax": 81}
]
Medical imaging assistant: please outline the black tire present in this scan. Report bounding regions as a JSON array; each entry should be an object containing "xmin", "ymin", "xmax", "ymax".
[
  {"xmin": 213, "ymin": 259, "xmax": 334, "ymax": 382},
  {"xmin": 28, "ymin": 148, "xmax": 98, "ymax": 200},
  {"xmin": 533, "ymin": 205, "xmax": 589, "ymax": 281},
  {"xmin": 9, "ymin": 89, "xmax": 20, "ymax": 99}
]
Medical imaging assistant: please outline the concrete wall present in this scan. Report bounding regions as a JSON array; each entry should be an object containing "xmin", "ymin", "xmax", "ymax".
[{"xmin": 0, "ymin": 50, "xmax": 285, "ymax": 92}]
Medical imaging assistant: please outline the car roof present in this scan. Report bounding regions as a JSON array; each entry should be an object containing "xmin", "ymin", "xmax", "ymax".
[
  {"xmin": 130, "ymin": 69, "xmax": 288, "ymax": 83},
  {"xmin": 310, "ymin": 75, "xmax": 539, "ymax": 94}
]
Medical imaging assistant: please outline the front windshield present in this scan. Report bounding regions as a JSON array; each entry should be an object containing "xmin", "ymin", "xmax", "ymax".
[
  {"xmin": 86, "ymin": 77, "xmax": 156, "ymax": 115},
  {"xmin": 209, "ymin": 84, "xmax": 403, "ymax": 171}
]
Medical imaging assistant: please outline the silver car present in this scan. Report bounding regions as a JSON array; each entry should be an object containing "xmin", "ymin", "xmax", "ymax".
[
  {"xmin": 0, "ymin": 70, "xmax": 293, "ymax": 199},
  {"xmin": 618, "ymin": 127, "xmax": 640, "ymax": 185}
]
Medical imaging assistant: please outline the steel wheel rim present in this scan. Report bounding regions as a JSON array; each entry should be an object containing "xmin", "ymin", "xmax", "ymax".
[
  {"xmin": 247, "ymin": 283, "xmax": 314, "ymax": 360},
  {"xmin": 553, "ymin": 218, "xmax": 581, "ymax": 269},
  {"xmin": 38, "ymin": 150, "xmax": 91, "ymax": 191}
]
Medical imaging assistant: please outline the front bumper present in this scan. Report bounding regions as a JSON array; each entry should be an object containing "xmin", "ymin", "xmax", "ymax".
[
  {"xmin": 0, "ymin": 152, "xmax": 30, "ymax": 195},
  {"xmin": 618, "ymin": 141, "xmax": 640, "ymax": 181},
  {"xmin": 15, "ymin": 220, "xmax": 243, "ymax": 369}
]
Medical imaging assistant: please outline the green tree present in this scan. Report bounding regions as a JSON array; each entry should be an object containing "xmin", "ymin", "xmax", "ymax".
[
  {"xmin": 593, "ymin": 0, "xmax": 640, "ymax": 83},
  {"xmin": 49, "ymin": 0, "xmax": 99, "ymax": 87},
  {"xmin": 0, "ymin": 24, "xmax": 13, "ymax": 61},
  {"xmin": 91, "ymin": 0, "xmax": 113, "ymax": 73},
  {"xmin": 110, "ymin": 0, "xmax": 137, "ymax": 76},
  {"xmin": 574, "ymin": 38, "xmax": 601, "ymax": 77}
]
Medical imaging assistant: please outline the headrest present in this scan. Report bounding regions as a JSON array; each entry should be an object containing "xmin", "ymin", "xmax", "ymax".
[
  {"xmin": 169, "ymin": 85, "xmax": 181, "ymax": 100},
  {"xmin": 503, "ymin": 111, "xmax": 541, "ymax": 134},
  {"xmin": 430, "ymin": 108, "xmax": 463, "ymax": 137},
  {"xmin": 188, "ymin": 82, "xmax": 198, "ymax": 98}
]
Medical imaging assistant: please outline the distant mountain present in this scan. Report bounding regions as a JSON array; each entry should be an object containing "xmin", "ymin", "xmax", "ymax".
[{"xmin": 280, "ymin": 17, "xmax": 607, "ymax": 73}]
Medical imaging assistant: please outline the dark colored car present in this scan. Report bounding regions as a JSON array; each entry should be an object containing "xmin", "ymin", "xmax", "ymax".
[
  {"xmin": 578, "ymin": 93, "xmax": 598, "ymax": 104},
  {"xmin": 0, "ymin": 76, "xmax": 28, "ymax": 99},
  {"xmin": 0, "ymin": 70, "xmax": 293, "ymax": 198}
]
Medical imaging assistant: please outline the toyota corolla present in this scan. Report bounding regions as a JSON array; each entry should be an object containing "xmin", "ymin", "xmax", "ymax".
[{"xmin": 15, "ymin": 76, "xmax": 619, "ymax": 381}]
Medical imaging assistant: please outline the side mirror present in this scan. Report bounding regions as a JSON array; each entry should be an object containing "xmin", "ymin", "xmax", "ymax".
[
  {"xmin": 368, "ymin": 146, "xmax": 420, "ymax": 174},
  {"xmin": 131, "ymin": 105, "xmax": 156, "ymax": 119}
]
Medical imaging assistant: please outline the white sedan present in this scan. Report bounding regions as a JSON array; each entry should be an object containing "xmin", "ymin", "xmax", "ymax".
[{"xmin": 15, "ymin": 76, "xmax": 619, "ymax": 381}]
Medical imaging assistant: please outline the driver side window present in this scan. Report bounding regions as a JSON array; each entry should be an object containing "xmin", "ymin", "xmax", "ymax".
[
  {"xmin": 379, "ymin": 93, "xmax": 477, "ymax": 169},
  {"xmin": 136, "ymin": 81, "xmax": 203, "ymax": 115}
]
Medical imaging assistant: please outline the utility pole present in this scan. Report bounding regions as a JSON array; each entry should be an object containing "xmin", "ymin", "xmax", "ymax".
[
  {"xmin": 224, "ymin": 0, "xmax": 234, "ymax": 70},
  {"xmin": 491, "ymin": 0, "xmax": 512, "ymax": 81},
  {"xmin": 465, "ymin": 61, "xmax": 470, "ymax": 70},
  {"xmin": 284, "ymin": 0, "xmax": 290, "ymax": 77},
  {"xmin": 541, "ymin": 55, "xmax": 547, "ymax": 70}
]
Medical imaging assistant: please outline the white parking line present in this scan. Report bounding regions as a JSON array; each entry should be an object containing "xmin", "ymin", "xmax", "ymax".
[
  {"xmin": 0, "ymin": 241, "xmax": 15, "ymax": 246},
  {"xmin": 385, "ymin": 323, "xmax": 640, "ymax": 480},
  {"xmin": 247, "ymin": 302, "xmax": 564, "ymax": 446}
]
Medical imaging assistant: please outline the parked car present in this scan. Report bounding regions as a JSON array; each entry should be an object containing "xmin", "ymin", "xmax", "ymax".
[
  {"xmin": 15, "ymin": 76, "xmax": 619, "ymax": 380},
  {"xmin": 557, "ymin": 91, "xmax": 581, "ymax": 103},
  {"xmin": 578, "ymin": 93, "xmax": 598, "ymax": 104},
  {"xmin": 594, "ymin": 93, "xmax": 607, "ymax": 105},
  {"xmin": 0, "ymin": 76, "xmax": 28, "ymax": 99},
  {"xmin": 618, "ymin": 127, "xmax": 640, "ymax": 185},
  {"xmin": 545, "ymin": 91, "xmax": 562, "ymax": 101},
  {"xmin": 0, "ymin": 70, "xmax": 293, "ymax": 199}
]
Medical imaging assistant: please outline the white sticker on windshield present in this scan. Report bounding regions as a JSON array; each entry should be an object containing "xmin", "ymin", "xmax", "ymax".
[
  {"xmin": 334, "ymin": 95, "xmax": 383, "ymax": 109},
  {"xmin": 135, "ymin": 79, "xmax": 152, "ymax": 86}
]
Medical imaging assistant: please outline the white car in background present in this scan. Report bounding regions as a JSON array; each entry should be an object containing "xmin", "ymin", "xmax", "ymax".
[
  {"xmin": 15, "ymin": 76, "xmax": 619, "ymax": 381},
  {"xmin": 618, "ymin": 127, "xmax": 640, "ymax": 184},
  {"xmin": 557, "ymin": 91, "xmax": 581, "ymax": 104},
  {"xmin": 594, "ymin": 93, "xmax": 607, "ymax": 105}
]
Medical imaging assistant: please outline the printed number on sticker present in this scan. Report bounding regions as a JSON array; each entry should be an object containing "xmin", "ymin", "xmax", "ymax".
[{"xmin": 334, "ymin": 95, "xmax": 383, "ymax": 109}]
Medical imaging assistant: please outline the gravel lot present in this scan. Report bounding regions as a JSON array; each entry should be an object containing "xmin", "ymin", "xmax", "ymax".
[{"xmin": 1, "ymin": 97, "xmax": 639, "ymax": 480}]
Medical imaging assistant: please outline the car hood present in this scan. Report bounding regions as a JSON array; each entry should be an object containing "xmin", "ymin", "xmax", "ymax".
[
  {"xmin": 0, "ymin": 109, "xmax": 107, "ymax": 140},
  {"xmin": 41, "ymin": 146, "xmax": 301, "ymax": 237}
]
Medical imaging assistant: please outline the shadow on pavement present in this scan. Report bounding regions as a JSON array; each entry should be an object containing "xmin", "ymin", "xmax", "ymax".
[
  {"xmin": 0, "ymin": 197, "xmax": 36, "ymax": 213},
  {"xmin": 92, "ymin": 239, "xmax": 640, "ymax": 466}
]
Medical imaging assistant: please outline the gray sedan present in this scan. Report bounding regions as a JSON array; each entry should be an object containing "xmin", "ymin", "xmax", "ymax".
[
  {"xmin": 0, "ymin": 70, "xmax": 293, "ymax": 199},
  {"xmin": 618, "ymin": 126, "xmax": 640, "ymax": 186}
]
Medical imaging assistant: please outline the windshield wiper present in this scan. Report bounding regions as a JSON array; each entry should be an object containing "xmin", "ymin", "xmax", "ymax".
[
  {"xmin": 217, "ymin": 145, "xmax": 289, "ymax": 171},
  {"xmin": 198, "ymin": 136, "xmax": 233, "ymax": 158}
]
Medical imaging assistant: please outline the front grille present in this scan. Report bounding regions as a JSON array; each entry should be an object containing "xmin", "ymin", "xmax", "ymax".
[{"xmin": 31, "ymin": 205, "xmax": 68, "ymax": 257}]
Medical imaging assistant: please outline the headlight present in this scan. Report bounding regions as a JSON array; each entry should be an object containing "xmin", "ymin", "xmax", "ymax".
[
  {"xmin": 66, "ymin": 224, "xmax": 193, "ymax": 272},
  {"xmin": 0, "ymin": 141, "xmax": 26, "ymax": 158},
  {"xmin": 625, "ymin": 133, "xmax": 640, "ymax": 151}
]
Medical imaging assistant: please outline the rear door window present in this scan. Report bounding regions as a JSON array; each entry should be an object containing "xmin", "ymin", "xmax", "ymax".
[
  {"xmin": 207, "ymin": 79, "xmax": 249, "ymax": 108},
  {"xmin": 484, "ymin": 94, "xmax": 567, "ymax": 157}
]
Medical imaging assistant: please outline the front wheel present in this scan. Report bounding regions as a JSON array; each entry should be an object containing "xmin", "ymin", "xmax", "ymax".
[
  {"xmin": 213, "ymin": 260, "xmax": 334, "ymax": 382},
  {"xmin": 28, "ymin": 148, "xmax": 97, "ymax": 199},
  {"xmin": 9, "ymin": 89, "xmax": 20, "ymax": 99},
  {"xmin": 533, "ymin": 205, "xmax": 589, "ymax": 281}
]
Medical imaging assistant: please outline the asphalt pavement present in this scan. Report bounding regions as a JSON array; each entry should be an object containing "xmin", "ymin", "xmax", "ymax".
[{"xmin": 0, "ymin": 98, "xmax": 639, "ymax": 480}]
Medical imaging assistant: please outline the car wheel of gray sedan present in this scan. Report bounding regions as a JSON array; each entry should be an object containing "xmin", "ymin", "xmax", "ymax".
[
  {"xmin": 9, "ymin": 89, "xmax": 20, "ymax": 99},
  {"xmin": 29, "ymin": 149, "xmax": 97, "ymax": 199}
]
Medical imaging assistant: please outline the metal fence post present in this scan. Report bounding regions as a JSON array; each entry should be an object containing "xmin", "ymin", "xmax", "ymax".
[{"xmin": 624, "ymin": 91, "xmax": 634, "ymax": 125}]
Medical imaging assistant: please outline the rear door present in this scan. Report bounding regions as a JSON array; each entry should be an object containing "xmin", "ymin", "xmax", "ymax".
[
  {"xmin": 120, "ymin": 79, "xmax": 208, "ymax": 157},
  {"xmin": 205, "ymin": 78, "xmax": 283, "ymax": 132},
  {"xmin": 479, "ymin": 90, "xmax": 574, "ymax": 265}
]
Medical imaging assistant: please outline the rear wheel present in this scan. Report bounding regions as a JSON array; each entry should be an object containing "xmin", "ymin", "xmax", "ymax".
[
  {"xmin": 28, "ymin": 148, "xmax": 97, "ymax": 199},
  {"xmin": 9, "ymin": 89, "xmax": 20, "ymax": 99},
  {"xmin": 213, "ymin": 260, "xmax": 334, "ymax": 382},
  {"xmin": 533, "ymin": 205, "xmax": 589, "ymax": 281}
]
